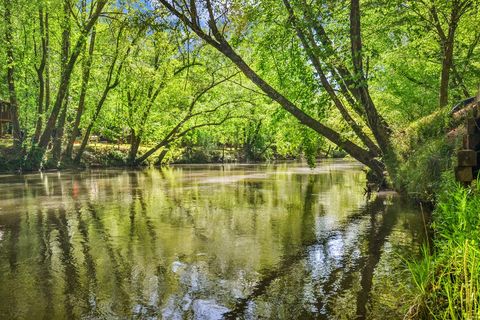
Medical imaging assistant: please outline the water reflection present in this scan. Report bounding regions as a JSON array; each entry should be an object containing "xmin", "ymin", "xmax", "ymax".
[{"xmin": 0, "ymin": 161, "xmax": 425, "ymax": 319}]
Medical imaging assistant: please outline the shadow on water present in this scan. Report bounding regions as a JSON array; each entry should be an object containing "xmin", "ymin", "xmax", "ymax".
[{"xmin": 0, "ymin": 162, "xmax": 427, "ymax": 319}]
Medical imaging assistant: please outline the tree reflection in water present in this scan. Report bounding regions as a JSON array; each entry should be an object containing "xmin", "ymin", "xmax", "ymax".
[{"xmin": 0, "ymin": 162, "xmax": 426, "ymax": 319}]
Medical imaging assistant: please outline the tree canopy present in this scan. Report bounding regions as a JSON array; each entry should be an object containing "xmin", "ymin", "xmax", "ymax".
[{"xmin": 0, "ymin": 0, "xmax": 479, "ymax": 179}]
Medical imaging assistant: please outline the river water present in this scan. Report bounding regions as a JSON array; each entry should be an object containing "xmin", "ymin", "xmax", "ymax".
[{"xmin": 0, "ymin": 161, "xmax": 426, "ymax": 319}]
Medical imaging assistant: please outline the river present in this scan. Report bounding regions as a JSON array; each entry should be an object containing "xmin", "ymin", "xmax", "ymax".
[{"xmin": 0, "ymin": 161, "xmax": 426, "ymax": 319}]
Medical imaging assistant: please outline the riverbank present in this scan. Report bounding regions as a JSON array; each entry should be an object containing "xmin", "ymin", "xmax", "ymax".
[
  {"xmin": 406, "ymin": 174, "xmax": 480, "ymax": 319},
  {"xmin": 0, "ymin": 141, "xmax": 233, "ymax": 172},
  {"xmin": 0, "ymin": 139, "xmax": 340, "ymax": 173},
  {"xmin": 394, "ymin": 110, "xmax": 480, "ymax": 318}
]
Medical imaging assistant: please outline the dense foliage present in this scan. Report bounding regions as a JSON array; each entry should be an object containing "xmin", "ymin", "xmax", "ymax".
[{"xmin": 0, "ymin": 0, "xmax": 478, "ymax": 174}]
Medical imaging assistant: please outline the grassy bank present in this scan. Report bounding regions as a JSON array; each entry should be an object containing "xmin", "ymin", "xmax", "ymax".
[
  {"xmin": 392, "ymin": 109, "xmax": 480, "ymax": 318},
  {"xmin": 407, "ymin": 175, "xmax": 480, "ymax": 319}
]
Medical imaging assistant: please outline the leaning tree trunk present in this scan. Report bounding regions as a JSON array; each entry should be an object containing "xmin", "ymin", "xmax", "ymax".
[
  {"xmin": 157, "ymin": 0, "xmax": 389, "ymax": 183},
  {"xmin": 350, "ymin": 0, "xmax": 392, "ymax": 156},
  {"xmin": 156, "ymin": 147, "xmax": 169, "ymax": 165},
  {"xmin": 74, "ymin": 81, "xmax": 117, "ymax": 163},
  {"xmin": 221, "ymin": 43, "xmax": 387, "ymax": 180}
]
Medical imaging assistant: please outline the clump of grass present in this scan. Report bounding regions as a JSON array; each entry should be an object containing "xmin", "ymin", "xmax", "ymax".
[{"xmin": 407, "ymin": 173, "xmax": 480, "ymax": 319}]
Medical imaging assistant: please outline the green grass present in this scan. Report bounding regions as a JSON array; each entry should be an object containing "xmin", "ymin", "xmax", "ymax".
[
  {"xmin": 407, "ymin": 174, "xmax": 480, "ymax": 319},
  {"xmin": 390, "ymin": 106, "xmax": 461, "ymax": 202}
]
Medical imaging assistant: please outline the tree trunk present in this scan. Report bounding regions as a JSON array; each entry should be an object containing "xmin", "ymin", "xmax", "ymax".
[
  {"xmin": 156, "ymin": 147, "xmax": 169, "ymax": 165},
  {"xmin": 65, "ymin": 29, "xmax": 96, "ymax": 159},
  {"xmin": 74, "ymin": 97, "xmax": 105, "ymax": 163},
  {"xmin": 439, "ymin": 30, "xmax": 455, "ymax": 107},
  {"xmin": 219, "ymin": 43, "xmax": 386, "ymax": 179},
  {"xmin": 283, "ymin": 0, "xmax": 381, "ymax": 157},
  {"xmin": 349, "ymin": 0, "xmax": 392, "ymax": 156},
  {"xmin": 128, "ymin": 131, "xmax": 141, "ymax": 165},
  {"xmin": 33, "ymin": 9, "xmax": 48, "ymax": 144},
  {"xmin": 74, "ymin": 80, "xmax": 118, "ymax": 163},
  {"xmin": 52, "ymin": 97, "xmax": 68, "ymax": 164},
  {"xmin": 4, "ymin": 0, "xmax": 22, "ymax": 150},
  {"xmin": 74, "ymin": 23, "xmax": 136, "ymax": 163},
  {"xmin": 52, "ymin": 0, "xmax": 71, "ymax": 165},
  {"xmin": 45, "ymin": 13, "xmax": 51, "ymax": 113},
  {"xmin": 158, "ymin": 0, "xmax": 388, "ymax": 180}
]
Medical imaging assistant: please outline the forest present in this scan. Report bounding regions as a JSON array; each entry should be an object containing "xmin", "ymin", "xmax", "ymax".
[
  {"xmin": 0, "ymin": 0, "xmax": 480, "ymax": 318},
  {"xmin": 0, "ymin": 0, "xmax": 476, "ymax": 174}
]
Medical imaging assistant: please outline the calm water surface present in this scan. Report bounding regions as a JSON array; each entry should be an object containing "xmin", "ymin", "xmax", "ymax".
[{"xmin": 0, "ymin": 161, "xmax": 426, "ymax": 319}]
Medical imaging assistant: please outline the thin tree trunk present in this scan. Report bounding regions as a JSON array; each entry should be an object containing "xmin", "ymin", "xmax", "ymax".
[
  {"xmin": 45, "ymin": 13, "xmax": 51, "ymax": 113},
  {"xmin": 427, "ymin": 2, "xmax": 468, "ymax": 107},
  {"xmin": 52, "ymin": 0, "xmax": 71, "ymax": 164},
  {"xmin": 283, "ymin": 0, "xmax": 381, "ymax": 157},
  {"xmin": 65, "ymin": 29, "xmax": 96, "ymax": 159},
  {"xmin": 4, "ymin": 0, "xmax": 22, "ymax": 150},
  {"xmin": 52, "ymin": 97, "xmax": 68, "ymax": 163},
  {"xmin": 74, "ymin": 85, "xmax": 114, "ymax": 163},
  {"xmin": 156, "ymin": 147, "xmax": 169, "ymax": 165},
  {"xmin": 74, "ymin": 24, "xmax": 140, "ymax": 163},
  {"xmin": 221, "ymin": 43, "xmax": 385, "ymax": 177},
  {"xmin": 33, "ymin": 9, "xmax": 47, "ymax": 144},
  {"xmin": 439, "ymin": 30, "xmax": 455, "ymax": 107}
]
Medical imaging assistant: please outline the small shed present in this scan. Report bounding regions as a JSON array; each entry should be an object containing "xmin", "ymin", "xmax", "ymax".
[{"xmin": 0, "ymin": 100, "xmax": 13, "ymax": 137}]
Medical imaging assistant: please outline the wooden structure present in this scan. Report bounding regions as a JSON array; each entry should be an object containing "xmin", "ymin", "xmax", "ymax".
[
  {"xmin": 0, "ymin": 100, "xmax": 13, "ymax": 137},
  {"xmin": 455, "ymin": 90, "xmax": 480, "ymax": 184}
]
